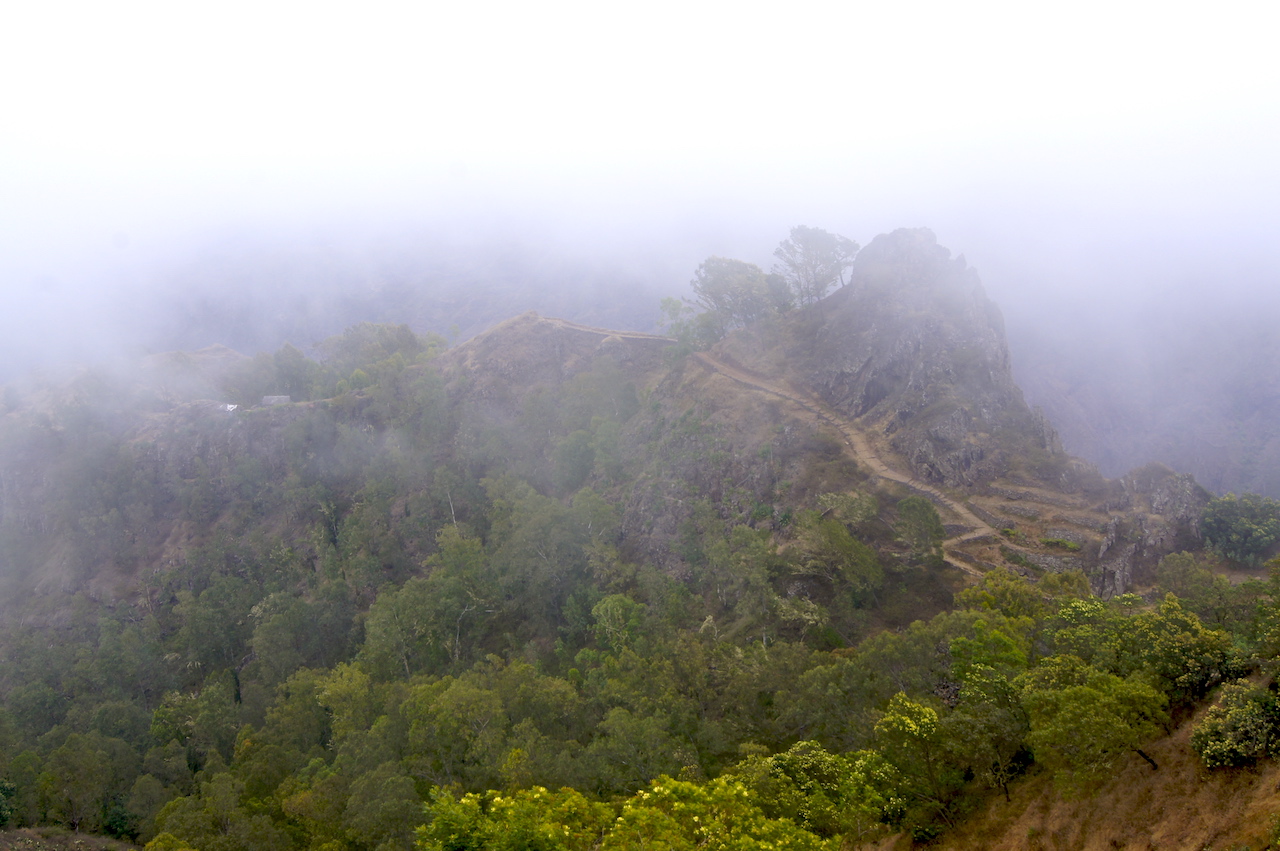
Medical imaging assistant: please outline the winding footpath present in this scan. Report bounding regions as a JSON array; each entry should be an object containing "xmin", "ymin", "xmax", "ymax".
[
  {"xmin": 544, "ymin": 317, "xmax": 677, "ymax": 342},
  {"xmin": 693, "ymin": 352, "xmax": 993, "ymax": 577},
  {"xmin": 537, "ymin": 316, "xmax": 992, "ymax": 578}
]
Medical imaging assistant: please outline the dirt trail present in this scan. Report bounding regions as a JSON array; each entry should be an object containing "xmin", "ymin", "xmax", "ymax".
[
  {"xmin": 527, "ymin": 317, "xmax": 994, "ymax": 579},
  {"xmin": 543, "ymin": 317, "xmax": 677, "ymax": 342},
  {"xmin": 694, "ymin": 352, "xmax": 994, "ymax": 578}
]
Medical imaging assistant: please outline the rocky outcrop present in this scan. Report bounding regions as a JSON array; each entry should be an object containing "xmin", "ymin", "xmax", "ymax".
[
  {"xmin": 704, "ymin": 228, "xmax": 1216, "ymax": 595},
  {"xmin": 1082, "ymin": 465, "xmax": 1210, "ymax": 596},
  {"xmin": 785, "ymin": 229, "xmax": 1061, "ymax": 488}
]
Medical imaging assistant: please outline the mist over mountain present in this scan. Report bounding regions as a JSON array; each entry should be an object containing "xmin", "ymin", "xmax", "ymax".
[
  {"xmin": 5, "ymin": 6, "xmax": 1280, "ymax": 847},
  {"xmin": 136, "ymin": 232, "xmax": 669, "ymax": 357},
  {"xmin": 5, "ymin": 223, "xmax": 1278, "ymax": 848},
  {"xmin": 5, "ymin": 215, "xmax": 1278, "ymax": 499},
  {"xmin": 1006, "ymin": 269, "xmax": 1280, "ymax": 497}
]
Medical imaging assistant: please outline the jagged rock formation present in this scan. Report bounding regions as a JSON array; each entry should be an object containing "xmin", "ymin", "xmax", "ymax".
[
  {"xmin": 723, "ymin": 228, "xmax": 1059, "ymax": 490},
  {"xmin": 711, "ymin": 228, "xmax": 1210, "ymax": 595}
]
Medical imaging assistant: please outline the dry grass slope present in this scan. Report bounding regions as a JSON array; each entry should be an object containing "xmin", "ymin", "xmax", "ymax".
[{"xmin": 876, "ymin": 708, "xmax": 1280, "ymax": 851}]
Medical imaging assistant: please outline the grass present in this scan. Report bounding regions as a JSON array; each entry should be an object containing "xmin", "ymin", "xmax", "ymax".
[{"xmin": 934, "ymin": 701, "xmax": 1280, "ymax": 850}]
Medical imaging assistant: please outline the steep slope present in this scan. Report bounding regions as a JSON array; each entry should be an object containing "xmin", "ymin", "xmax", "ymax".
[
  {"xmin": 930, "ymin": 707, "xmax": 1280, "ymax": 851},
  {"xmin": 711, "ymin": 228, "xmax": 1208, "ymax": 594},
  {"xmin": 428, "ymin": 231, "xmax": 1207, "ymax": 598},
  {"xmin": 722, "ymin": 228, "xmax": 1054, "ymax": 490},
  {"xmin": 690, "ymin": 349, "xmax": 988, "ymax": 578}
]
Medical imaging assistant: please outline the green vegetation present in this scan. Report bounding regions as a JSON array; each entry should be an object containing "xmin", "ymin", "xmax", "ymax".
[
  {"xmin": 896, "ymin": 496, "xmax": 946, "ymax": 566},
  {"xmin": 2, "ymin": 317, "xmax": 1280, "ymax": 850},
  {"xmin": 660, "ymin": 225, "xmax": 857, "ymax": 346},
  {"xmin": 1201, "ymin": 492, "xmax": 1280, "ymax": 565},
  {"xmin": 1191, "ymin": 679, "xmax": 1280, "ymax": 768},
  {"xmin": 772, "ymin": 226, "xmax": 859, "ymax": 305}
]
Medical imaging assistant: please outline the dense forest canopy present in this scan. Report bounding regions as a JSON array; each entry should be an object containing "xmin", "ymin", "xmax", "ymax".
[{"xmin": 2, "ymin": 231, "xmax": 1280, "ymax": 850}]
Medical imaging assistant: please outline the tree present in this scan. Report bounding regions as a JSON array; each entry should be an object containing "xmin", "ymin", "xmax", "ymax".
[
  {"xmin": 39, "ymin": 733, "xmax": 114, "ymax": 831},
  {"xmin": 343, "ymin": 761, "xmax": 423, "ymax": 849},
  {"xmin": 955, "ymin": 565, "xmax": 1090, "ymax": 624},
  {"xmin": 604, "ymin": 775, "xmax": 831, "ymax": 851},
  {"xmin": 406, "ymin": 677, "xmax": 509, "ymax": 788},
  {"xmin": 692, "ymin": 524, "xmax": 779, "ymax": 627},
  {"xmin": 789, "ymin": 510, "xmax": 883, "ymax": 603},
  {"xmin": 0, "ymin": 778, "xmax": 15, "ymax": 829},
  {"xmin": 418, "ymin": 785, "xmax": 613, "ymax": 851},
  {"xmin": 1126, "ymin": 595, "xmax": 1243, "ymax": 708},
  {"xmin": 152, "ymin": 772, "xmax": 291, "ymax": 851},
  {"xmin": 584, "ymin": 708, "xmax": 683, "ymax": 796},
  {"xmin": 127, "ymin": 774, "xmax": 174, "ymax": 843},
  {"xmin": 359, "ymin": 527, "xmax": 493, "ymax": 679},
  {"xmin": 729, "ymin": 741, "xmax": 901, "ymax": 842},
  {"xmin": 1201, "ymin": 492, "xmax": 1280, "ymax": 565},
  {"xmin": 688, "ymin": 257, "xmax": 782, "ymax": 337},
  {"xmin": 874, "ymin": 693, "xmax": 965, "ymax": 834},
  {"xmin": 591, "ymin": 595, "xmax": 646, "ymax": 654},
  {"xmin": 772, "ymin": 226, "xmax": 859, "ymax": 305},
  {"xmin": 659, "ymin": 297, "xmax": 726, "ymax": 351},
  {"xmin": 895, "ymin": 497, "xmax": 945, "ymax": 567},
  {"xmin": 944, "ymin": 663, "xmax": 1029, "ymax": 801},
  {"xmin": 1044, "ymin": 594, "xmax": 1244, "ymax": 708},
  {"xmin": 1018, "ymin": 655, "xmax": 1168, "ymax": 793},
  {"xmin": 555, "ymin": 430, "xmax": 595, "ymax": 493},
  {"xmin": 1154, "ymin": 551, "xmax": 1258, "ymax": 630}
]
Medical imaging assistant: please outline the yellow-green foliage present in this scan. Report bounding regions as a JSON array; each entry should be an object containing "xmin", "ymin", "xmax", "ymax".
[{"xmin": 417, "ymin": 780, "xmax": 836, "ymax": 851}]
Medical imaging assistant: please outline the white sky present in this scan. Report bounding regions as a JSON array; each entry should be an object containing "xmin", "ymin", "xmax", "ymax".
[{"xmin": 1, "ymin": 1, "xmax": 1278, "ymax": 310}]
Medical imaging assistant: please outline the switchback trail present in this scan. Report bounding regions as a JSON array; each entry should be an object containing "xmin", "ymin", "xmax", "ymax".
[
  {"xmin": 528, "ymin": 316, "xmax": 995, "ymax": 578},
  {"xmin": 694, "ymin": 351, "xmax": 993, "ymax": 578}
]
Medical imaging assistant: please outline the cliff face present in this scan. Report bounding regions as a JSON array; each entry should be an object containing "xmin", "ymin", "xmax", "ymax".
[
  {"xmin": 710, "ymin": 228, "xmax": 1213, "ymax": 595},
  {"xmin": 725, "ymin": 228, "xmax": 1060, "ymax": 490}
]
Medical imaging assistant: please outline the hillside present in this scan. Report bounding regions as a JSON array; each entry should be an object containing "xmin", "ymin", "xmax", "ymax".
[
  {"xmin": 931, "ymin": 706, "xmax": 1280, "ymax": 850},
  {"xmin": 709, "ymin": 229, "xmax": 1208, "ymax": 595},
  {"xmin": 0, "ymin": 231, "xmax": 1276, "ymax": 850}
]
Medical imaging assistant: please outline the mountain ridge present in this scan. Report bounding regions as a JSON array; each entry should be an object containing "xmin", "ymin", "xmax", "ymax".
[
  {"xmin": 0, "ymin": 229, "xmax": 1259, "ymax": 851},
  {"xmin": 0, "ymin": 231, "xmax": 1211, "ymax": 604}
]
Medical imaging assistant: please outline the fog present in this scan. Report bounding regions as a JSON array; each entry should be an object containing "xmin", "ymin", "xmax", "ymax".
[{"xmin": 3, "ymin": 3, "xmax": 1279, "ymax": 491}]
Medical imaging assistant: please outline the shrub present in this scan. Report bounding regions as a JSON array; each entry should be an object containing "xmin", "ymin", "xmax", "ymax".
[
  {"xmin": 1191, "ymin": 680, "xmax": 1280, "ymax": 768},
  {"xmin": 1201, "ymin": 493, "xmax": 1280, "ymax": 565}
]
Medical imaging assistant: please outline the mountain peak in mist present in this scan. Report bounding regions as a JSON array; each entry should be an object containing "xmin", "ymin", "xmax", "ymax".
[{"xmin": 720, "ymin": 227, "xmax": 1059, "ymax": 490}]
